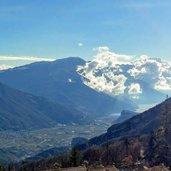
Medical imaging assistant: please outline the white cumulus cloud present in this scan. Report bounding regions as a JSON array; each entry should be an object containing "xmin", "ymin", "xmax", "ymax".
[
  {"xmin": 128, "ymin": 56, "xmax": 171, "ymax": 90},
  {"xmin": 128, "ymin": 83, "xmax": 142, "ymax": 95},
  {"xmin": 92, "ymin": 46, "xmax": 132, "ymax": 65},
  {"xmin": 77, "ymin": 46, "xmax": 171, "ymax": 97}
]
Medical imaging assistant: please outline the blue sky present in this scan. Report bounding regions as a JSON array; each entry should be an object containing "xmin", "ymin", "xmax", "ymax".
[{"xmin": 0, "ymin": 0, "xmax": 171, "ymax": 66}]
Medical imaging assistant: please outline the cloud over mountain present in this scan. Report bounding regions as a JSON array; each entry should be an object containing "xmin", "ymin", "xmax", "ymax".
[
  {"xmin": 0, "ymin": 56, "xmax": 55, "ymax": 70},
  {"xmin": 78, "ymin": 47, "xmax": 171, "ymax": 99},
  {"xmin": 0, "ymin": 56, "xmax": 55, "ymax": 61}
]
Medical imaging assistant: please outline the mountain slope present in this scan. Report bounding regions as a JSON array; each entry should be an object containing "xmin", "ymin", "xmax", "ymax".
[
  {"xmin": 0, "ymin": 57, "xmax": 137, "ymax": 116},
  {"xmin": 77, "ymin": 98, "xmax": 171, "ymax": 168},
  {"xmin": 0, "ymin": 82, "xmax": 85, "ymax": 131},
  {"xmin": 86, "ymin": 99, "xmax": 170, "ymax": 146}
]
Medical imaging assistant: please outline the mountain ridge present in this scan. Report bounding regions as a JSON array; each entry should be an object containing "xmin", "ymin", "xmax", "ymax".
[
  {"xmin": 0, "ymin": 57, "xmax": 137, "ymax": 117},
  {"xmin": 77, "ymin": 98, "xmax": 171, "ymax": 149},
  {"xmin": 0, "ymin": 81, "xmax": 86, "ymax": 131},
  {"xmin": 76, "ymin": 98, "xmax": 171, "ymax": 168}
]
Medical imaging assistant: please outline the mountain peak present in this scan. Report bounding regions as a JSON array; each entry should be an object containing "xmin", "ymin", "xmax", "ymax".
[{"xmin": 54, "ymin": 56, "xmax": 85, "ymax": 64}]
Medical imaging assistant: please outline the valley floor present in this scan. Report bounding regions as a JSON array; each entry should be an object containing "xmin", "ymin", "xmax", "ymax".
[{"xmin": 0, "ymin": 115, "xmax": 117, "ymax": 163}]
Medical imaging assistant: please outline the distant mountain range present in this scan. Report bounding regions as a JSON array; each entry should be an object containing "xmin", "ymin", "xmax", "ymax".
[
  {"xmin": 0, "ymin": 57, "xmax": 137, "ymax": 117},
  {"xmin": 0, "ymin": 82, "xmax": 86, "ymax": 131},
  {"xmin": 0, "ymin": 55, "xmax": 170, "ymax": 129}
]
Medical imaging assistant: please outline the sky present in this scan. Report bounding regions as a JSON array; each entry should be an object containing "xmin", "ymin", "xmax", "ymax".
[{"xmin": 0, "ymin": 0, "xmax": 171, "ymax": 67}]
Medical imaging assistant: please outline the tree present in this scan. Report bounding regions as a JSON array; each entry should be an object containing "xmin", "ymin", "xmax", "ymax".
[
  {"xmin": 0, "ymin": 164, "xmax": 5, "ymax": 171},
  {"xmin": 69, "ymin": 148, "xmax": 82, "ymax": 167},
  {"xmin": 123, "ymin": 138, "xmax": 130, "ymax": 157}
]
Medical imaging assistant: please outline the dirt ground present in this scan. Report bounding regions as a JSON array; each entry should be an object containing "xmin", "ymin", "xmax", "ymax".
[
  {"xmin": 47, "ymin": 166, "xmax": 119, "ymax": 171},
  {"xmin": 46, "ymin": 165, "xmax": 171, "ymax": 171}
]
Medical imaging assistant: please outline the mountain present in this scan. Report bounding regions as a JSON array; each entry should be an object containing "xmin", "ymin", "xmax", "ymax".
[
  {"xmin": 77, "ymin": 98, "xmax": 171, "ymax": 168},
  {"xmin": 0, "ymin": 57, "xmax": 137, "ymax": 117},
  {"xmin": 77, "ymin": 48, "xmax": 170, "ymax": 104},
  {"xmin": 113, "ymin": 110, "xmax": 138, "ymax": 124},
  {"xmin": 0, "ymin": 82, "xmax": 86, "ymax": 131},
  {"xmin": 82, "ymin": 98, "xmax": 170, "ymax": 147}
]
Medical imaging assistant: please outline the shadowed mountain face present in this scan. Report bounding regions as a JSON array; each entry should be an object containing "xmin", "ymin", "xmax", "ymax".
[
  {"xmin": 0, "ymin": 82, "xmax": 86, "ymax": 131},
  {"xmin": 0, "ymin": 57, "xmax": 137, "ymax": 117},
  {"xmin": 77, "ymin": 98, "xmax": 171, "ymax": 168},
  {"xmin": 83, "ymin": 98, "xmax": 171, "ymax": 147}
]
